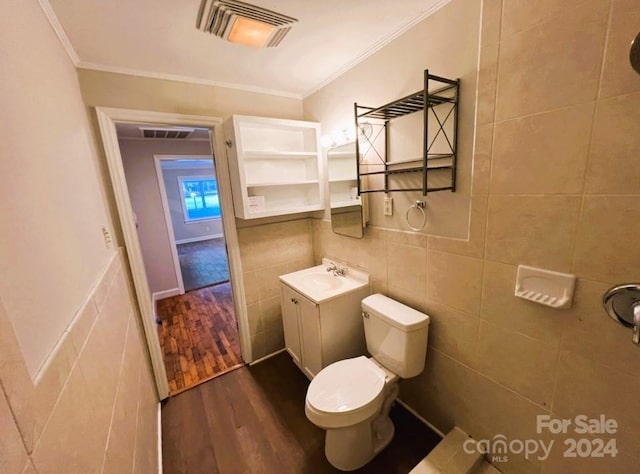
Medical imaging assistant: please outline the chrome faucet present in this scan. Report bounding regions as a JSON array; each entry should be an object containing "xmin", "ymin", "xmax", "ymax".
[{"xmin": 326, "ymin": 263, "xmax": 346, "ymax": 277}]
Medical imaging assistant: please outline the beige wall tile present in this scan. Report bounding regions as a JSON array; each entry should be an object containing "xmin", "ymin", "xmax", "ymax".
[
  {"xmin": 485, "ymin": 195, "xmax": 581, "ymax": 272},
  {"xmin": 491, "ymin": 103, "xmax": 594, "ymax": 194},
  {"xmin": 476, "ymin": 42, "xmax": 499, "ymax": 125},
  {"xmin": 387, "ymin": 242, "xmax": 427, "ymax": 300},
  {"xmin": 400, "ymin": 348, "xmax": 478, "ymax": 435},
  {"xmin": 259, "ymin": 295, "xmax": 282, "ymax": 333},
  {"xmin": 386, "ymin": 286, "xmax": 427, "ymax": 315},
  {"xmin": 469, "ymin": 373, "xmax": 550, "ymax": 474},
  {"xmin": 427, "ymin": 250, "xmax": 484, "ymax": 315},
  {"xmin": 102, "ymin": 318, "xmax": 141, "ymax": 474},
  {"xmin": 134, "ymin": 362, "xmax": 159, "ymax": 474},
  {"xmin": 472, "ymin": 124, "xmax": 493, "ymax": 196},
  {"xmin": 477, "ymin": 321, "xmax": 558, "ymax": 407},
  {"xmin": 425, "ymin": 300, "xmax": 480, "ymax": 368},
  {"xmin": 386, "ymin": 228, "xmax": 427, "ymax": 248},
  {"xmin": 481, "ymin": 261, "xmax": 565, "ymax": 346},
  {"xmin": 31, "ymin": 361, "xmax": 109, "ymax": 473},
  {"xmin": 562, "ymin": 279, "xmax": 640, "ymax": 377},
  {"xmin": 0, "ymin": 387, "xmax": 28, "ymax": 474},
  {"xmin": 573, "ymin": 196, "xmax": 640, "ymax": 282},
  {"xmin": 481, "ymin": 0, "xmax": 502, "ymax": 47},
  {"xmin": 31, "ymin": 332, "xmax": 78, "ymax": 441},
  {"xmin": 553, "ymin": 350, "xmax": 640, "ymax": 454},
  {"xmin": 585, "ymin": 92, "xmax": 640, "ymax": 194},
  {"xmin": 246, "ymin": 303, "xmax": 262, "ymax": 336},
  {"xmin": 496, "ymin": 2, "xmax": 609, "ymax": 120},
  {"xmin": 599, "ymin": 1, "xmax": 640, "ymax": 98},
  {"xmin": 0, "ymin": 299, "xmax": 36, "ymax": 451},
  {"xmin": 67, "ymin": 297, "xmax": 99, "ymax": 354},
  {"xmin": 257, "ymin": 263, "xmax": 289, "ymax": 301},
  {"xmin": 501, "ymin": 0, "xmax": 609, "ymax": 38},
  {"xmin": 242, "ymin": 270, "xmax": 259, "ymax": 306},
  {"xmin": 429, "ymin": 196, "xmax": 488, "ymax": 259},
  {"xmin": 353, "ymin": 233, "xmax": 388, "ymax": 282}
]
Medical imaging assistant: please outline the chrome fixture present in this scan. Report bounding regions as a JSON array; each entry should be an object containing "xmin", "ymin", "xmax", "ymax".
[
  {"xmin": 406, "ymin": 200, "xmax": 427, "ymax": 232},
  {"xmin": 631, "ymin": 32, "xmax": 640, "ymax": 74},
  {"xmin": 326, "ymin": 263, "xmax": 347, "ymax": 277},
  {"xmin": 602, "ymin": 283, "xmax": 640, "ymax": 345}
]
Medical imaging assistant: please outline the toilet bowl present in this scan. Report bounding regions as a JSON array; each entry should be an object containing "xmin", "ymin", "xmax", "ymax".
[
  {"xmin": 305, "ymin": 356, "xmax": 399, "ymax": 471},
  {"xmin": 305, "ymin": 294, "xmax": 430, "ymax": 471}
]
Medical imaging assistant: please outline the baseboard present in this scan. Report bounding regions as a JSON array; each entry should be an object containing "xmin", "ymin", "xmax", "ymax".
[
  {"xmin": 396, "ymin": 398, "xmax": 446, "ymax": 438},
  {"xmin": 157, "ymin": 402, "xmax": 163, "ymax": 474},
  {"xmin": 248, "ymin": 348, "xmax": 286, "ymax": 366},
  {"xmin": 175, "ymin": 234, "xmax": 223, "ymax": 244},
  {"xmin": 152, "ymin": 288, "xmax": 181, "ymax": 322}
]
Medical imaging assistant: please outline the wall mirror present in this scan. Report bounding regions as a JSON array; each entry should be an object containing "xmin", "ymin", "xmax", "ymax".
[{"xmin": 327, "ymin": 142, "xmax": 367, "ymax": 238}]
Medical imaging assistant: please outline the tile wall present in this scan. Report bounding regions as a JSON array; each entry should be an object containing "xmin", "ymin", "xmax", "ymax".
[
  {"xmin": 310, "ymin": 1, "xmax": 640, "ymax": 472},
  {"xmin": 0, "ymin": 250, "xmax": 158, "ymax": 473},
  {"xmin": 238, "ymin": 219, "xmax": 315, "ymax": 360}
]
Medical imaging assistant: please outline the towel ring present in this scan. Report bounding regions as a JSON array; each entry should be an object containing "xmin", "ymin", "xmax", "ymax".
[{"xmin": 406, "ymin": 200, "xmax": 427, "ymax": 231}]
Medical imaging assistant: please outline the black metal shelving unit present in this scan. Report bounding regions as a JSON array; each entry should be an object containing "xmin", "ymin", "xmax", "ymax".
[{"xmin": 354, "ymin": 70, "xmax": 459, "ymax": 195}]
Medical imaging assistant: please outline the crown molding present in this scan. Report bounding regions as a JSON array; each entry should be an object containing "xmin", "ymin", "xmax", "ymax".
[
  {"xmin": 37, "ymin": 0, "xmax": 80, "ymax": 65},
  {"xmin": 302, "ymin": 0, "xmax": 452, "ymax": 98},
  {"xmin": 76, "ymin": 62, "xmax": 303, "ymax": 100}
]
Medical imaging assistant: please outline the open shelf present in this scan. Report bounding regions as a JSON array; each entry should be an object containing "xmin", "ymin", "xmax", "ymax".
[
  {"xmin": 243, "ymin": 151, "xmax": 318, "ymax": 159},
  {"xmin": 355, "ymin": 70, "xmax": 459, "ymax": 196},
  {"xmin": 247, "ymin": 180, "xmax": 319, "ymax": 187},
  {"xmin": 224, "ymin": 115, "xmax": 324, "ymax": 219}
]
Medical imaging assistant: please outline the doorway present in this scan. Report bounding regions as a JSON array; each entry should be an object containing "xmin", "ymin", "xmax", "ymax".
[
  {"xmin": 117, "ymin": 127, "xmax": 244, "ymax": 395},
  {"xmin": 96, "ymin": 108, "xmax": 253, "ymax": 400},
  {"xmin": 154, "ymin": 156, "xmax": 230, "ymax": 292}
]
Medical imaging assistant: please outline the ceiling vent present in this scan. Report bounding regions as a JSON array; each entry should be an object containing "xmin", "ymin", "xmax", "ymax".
[
  {"xmin": 197, "ymin": 0, "xmax": 297, "ymax": 48},
  {"xmin": 139, "ymin": 127, "xmax": 195, "ymax": 139}
]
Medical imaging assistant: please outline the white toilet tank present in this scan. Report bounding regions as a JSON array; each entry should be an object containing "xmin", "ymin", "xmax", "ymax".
[{"xmin": 361, "ymin": 294, "xmax": 430, "ymax": 378}]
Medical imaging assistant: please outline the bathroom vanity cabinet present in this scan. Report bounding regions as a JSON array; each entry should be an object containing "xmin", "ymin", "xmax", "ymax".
[
  {"xmin": 279, "ymin": 263, "xmax": 371, "ymax": 379},
  {"xmin": 223, "ymin": 115, "xmax": 324, "ymax": 219}
]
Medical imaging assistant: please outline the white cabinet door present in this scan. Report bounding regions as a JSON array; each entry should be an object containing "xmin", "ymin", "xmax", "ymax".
[
  {"xmin": 280, "ymin": 285, "xmax": 302, "ymax": 368},
  {"xmin": 298, "ymin": 294, "xmax": 322, "ymax": 378}
]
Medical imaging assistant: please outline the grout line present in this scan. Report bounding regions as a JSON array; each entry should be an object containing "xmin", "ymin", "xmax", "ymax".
[
  {"xmin": 100, "ymin": 314, "xmax": 133, "ymax": 473},
  {"xmin": 432, "ymin": 347, "xmax": 552, "ymax": 413},
  {"xmin": 568, "ymin": 0, "xmax": 614, "ymax": 278}
]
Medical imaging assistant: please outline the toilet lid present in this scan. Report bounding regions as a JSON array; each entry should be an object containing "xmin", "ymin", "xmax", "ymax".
[{"xmin": 307, "ymin": 356, "xmax": 386, "ymax": 414}]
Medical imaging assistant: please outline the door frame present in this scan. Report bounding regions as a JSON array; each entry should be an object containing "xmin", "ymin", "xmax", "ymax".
[{"xmin": 95, "ymin": 107, "xmax": 252, "ymax": 399}]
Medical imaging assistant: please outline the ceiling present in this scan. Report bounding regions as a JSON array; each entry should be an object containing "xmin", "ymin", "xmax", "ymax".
[{"xmin": 47, "ymin": 0, "xmax": 449, "ymax": 98}]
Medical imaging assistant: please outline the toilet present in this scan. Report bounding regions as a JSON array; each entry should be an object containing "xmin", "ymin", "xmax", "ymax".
[{"xmin": 305, "ymin": 293, "xmax": 430, "ymax": 471}]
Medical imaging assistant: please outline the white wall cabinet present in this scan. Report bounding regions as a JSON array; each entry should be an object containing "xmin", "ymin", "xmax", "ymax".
[
  {"xmin": 223, "ymin": 115, "xmax": 324, "ymax": 219},
  {"xmin": 279, "ymin": 281, "xmax": 370, "ymax": 379}
]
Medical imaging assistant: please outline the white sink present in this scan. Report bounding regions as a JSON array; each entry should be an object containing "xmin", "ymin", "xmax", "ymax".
[
  {"xmin": 302, "ymin": 272, "xmax": 345, "ymax": 291},
  {"xmin": 279, "ymin": 259, "xmax": 369, "ymax": 303}
]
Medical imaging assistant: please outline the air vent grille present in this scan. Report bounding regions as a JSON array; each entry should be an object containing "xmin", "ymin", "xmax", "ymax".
[
  {"xmin": 140, "ymin": 128, "xmax": 195, "ymax": 139},
  {"xmin": 197, "ymin": 0, "xmax": 297, "ymax": 47}
]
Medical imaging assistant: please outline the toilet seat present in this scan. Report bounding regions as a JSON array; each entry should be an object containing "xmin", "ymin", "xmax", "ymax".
[{"xmin": 305, "ymin": 356, "xmax": 387, "ymax": 429}]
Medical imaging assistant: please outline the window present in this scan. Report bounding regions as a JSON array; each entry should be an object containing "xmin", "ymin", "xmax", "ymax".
[{"xmin": 178, "ymin": 176, "xmax": 221, "ymax": 222}]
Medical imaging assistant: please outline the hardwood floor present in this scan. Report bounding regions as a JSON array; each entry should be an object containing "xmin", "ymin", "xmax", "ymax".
[
  {"xmin": 157, "ymin": 282, "xmax": 244, "ymax": 395},
  {"xmin": 161, "ymin": 352, "xmax": 441, "ymax": 474}
]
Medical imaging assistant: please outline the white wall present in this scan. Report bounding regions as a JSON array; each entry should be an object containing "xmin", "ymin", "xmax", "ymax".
[
  {"xmin": 161, "ymin": 165, "xmax": 224, "ymax": 242},
  {"xmin": 119, "ymin": 139, "xmax": 213, "ymax": 294},
  {"xmin": 0, "ymin": 0, "xmax": 114, "ymax": 378},
  {"xmin": 0, "ymin": 1, "xmax": 158, "ymax": 471}
]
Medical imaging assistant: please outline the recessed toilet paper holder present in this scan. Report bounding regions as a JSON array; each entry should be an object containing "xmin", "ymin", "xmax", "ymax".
[{"xmin": 602, "ymin": 283, "xmax": 640, "ymax": 345}]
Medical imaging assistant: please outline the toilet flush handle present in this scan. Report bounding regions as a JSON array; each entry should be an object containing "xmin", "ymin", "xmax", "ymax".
[{"xmin": 633, "ymin": 303, "xmax": 640, "ymax": 345}]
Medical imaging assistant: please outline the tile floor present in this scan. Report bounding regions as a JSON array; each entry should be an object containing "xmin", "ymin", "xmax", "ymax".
[{"xmin": 178, "ymin": 238, "xmax": 229, "ymax": 291}]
